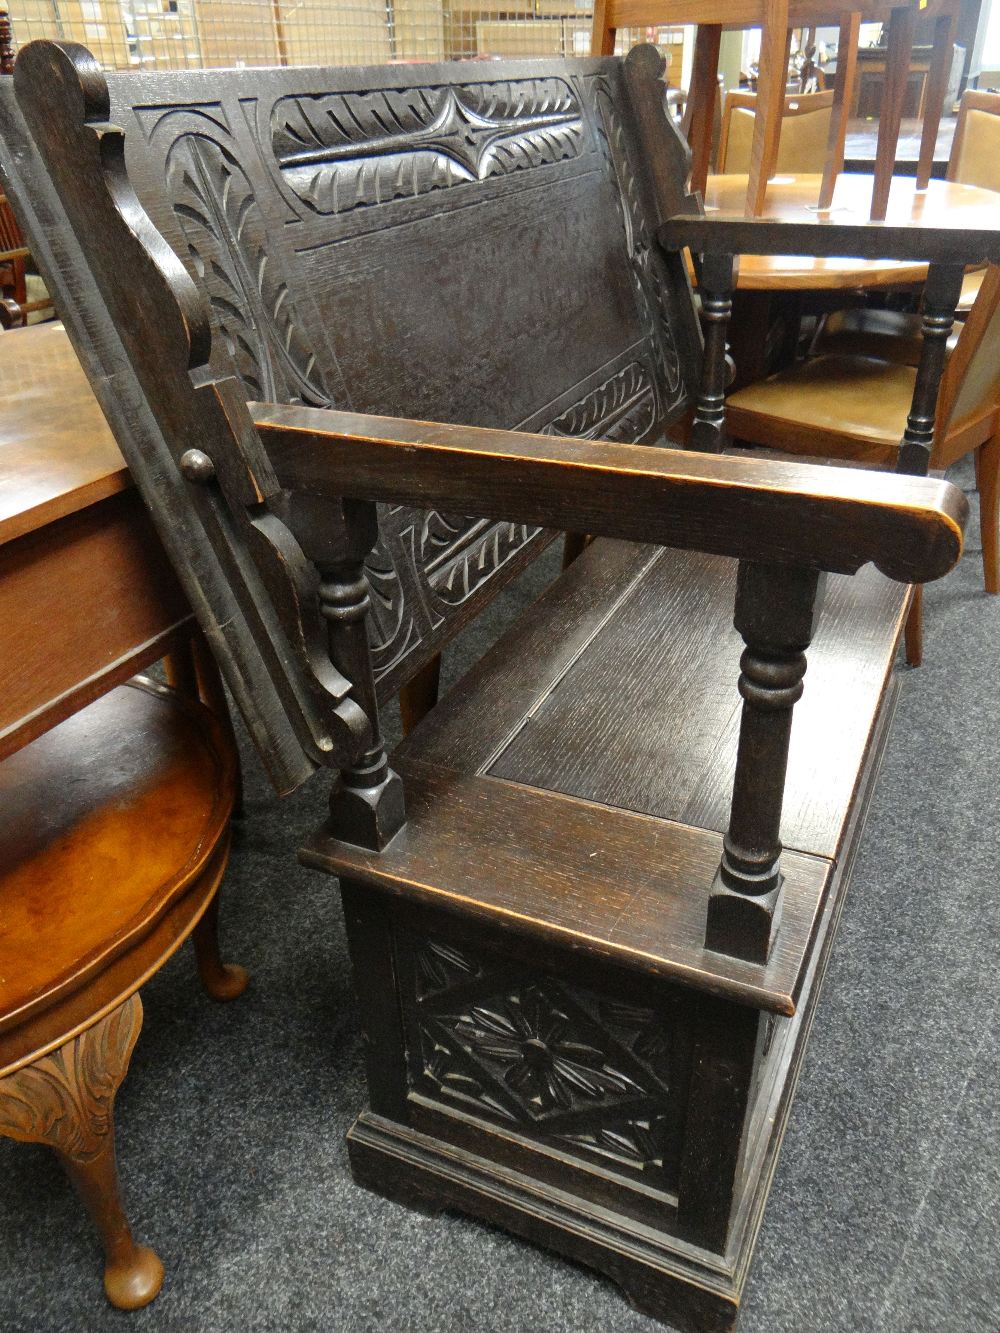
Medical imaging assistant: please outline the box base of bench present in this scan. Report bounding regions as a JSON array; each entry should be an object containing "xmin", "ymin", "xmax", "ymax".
[
  {"xmin": 339, "ymin": 667, "xmax": 898, "ymax": 1330},
  {"xmin": 348, "ymin": 1111, "xmax": 742, "ymax": 1333}
]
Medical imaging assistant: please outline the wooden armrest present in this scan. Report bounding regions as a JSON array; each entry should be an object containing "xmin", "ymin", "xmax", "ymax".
[
  {"xmin": 658, "ymin": 214, "xmax": 1000, "ymax": 266},
  {"xmin": 253, "ymin": 403, "xmax": 967, "ymax": 585}
]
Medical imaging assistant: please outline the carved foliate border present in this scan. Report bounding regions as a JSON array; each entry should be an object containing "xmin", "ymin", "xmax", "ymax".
[{"xmin": 133, "ymin": 70, "xmax": 686, "ymax": 697}]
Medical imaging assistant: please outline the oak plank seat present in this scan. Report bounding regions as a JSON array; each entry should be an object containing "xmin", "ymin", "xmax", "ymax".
[
  {"xmin": 0, "ymin": 38, "xmax": 986, "ymax": 1332},
  {"xmin": 303, "ymin": 543, "xmax": 907, "ymax": 1018}
]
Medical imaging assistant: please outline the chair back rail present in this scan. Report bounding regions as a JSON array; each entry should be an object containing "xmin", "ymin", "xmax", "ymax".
[{"xmin": 0, "ymin": 39, "xmax": 702, "ymax": 794}]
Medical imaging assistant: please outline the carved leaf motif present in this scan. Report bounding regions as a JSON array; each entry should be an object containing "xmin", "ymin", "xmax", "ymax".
[
  {"xmin": 272, "ymin": 80, "xmax": 583, "ymax": 216},
  {"xmin": 543, "ymin": 361, "xmax": 657, "ymax": 442},
  {"xmin": 601, "ymin": 998, "xmax": 672, "ymax": 1068},
  {"xmin": 165, "ymin": 132, "xmax": 334, "ymax": 407},
  {"xmin": 406, "ymin": 934, "xmax": 684, "ymax": 1181},
  {"xmin": 416, "ymin": 939, "xmax": 481, "ymax": 994},
  {"xmin": 0, "ymin": 996, "xmax": 142, "ymax": 1161},
  {"xmin": 424, "ymin": 515, "xmax": 538, "ymax": 609},
  {"xmin": 594, "ymin": 81, "xmax": 684, "ymax": 403},
  {"xmin": 559, "ymin": 1114, "xmax": 671, "ymax": 1169}
]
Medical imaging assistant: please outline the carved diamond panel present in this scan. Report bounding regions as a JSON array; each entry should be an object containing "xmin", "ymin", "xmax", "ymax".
[
  {"xmin": 401, "ymin": 934, "xmax": 688, "ymax": 1187},
  {"xmin": 271, "ymin": 79, "xmax": 584, "ymax": 214}
]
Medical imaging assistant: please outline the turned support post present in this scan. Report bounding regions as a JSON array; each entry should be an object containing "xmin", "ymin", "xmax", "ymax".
[
  {"xmin": 316, "ymin": 498, "xmax": 404, "ymax": 851},
  {"xmin": 691, "ymin": 251, "xmax": 735, "ymax": 454},
  {"xmin": 896, "ymin": 261, "xmax": 965, "ymax": 477},
  {"xmin": 706, "ymin": 561, "xmax": 823, "ymax": 963}
]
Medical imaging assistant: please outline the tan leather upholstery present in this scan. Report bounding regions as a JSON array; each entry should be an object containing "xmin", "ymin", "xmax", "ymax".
[
  {"xmin": 950, "ymin": 107, "xmax": 1000, "ymax": 194},
  {"xmin": 958, "ymin": 268, "xmax": 984, "ymax": 313},
  {"xmin": 719, "ymin": 91, "xmax": 833, "ymax": 175}
]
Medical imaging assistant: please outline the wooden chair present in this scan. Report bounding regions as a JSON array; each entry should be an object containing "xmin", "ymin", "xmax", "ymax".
[
  {"xmin": 717, "ymin": 88, "xmax": 834, "ymax": 175},
  {"xmin": 813, "ymin": 86, "xmax": 1000, "ymax": 366},
  {"xmin": 946, "ymin": 90, "xmax": 1000, "ymax": 314},
  {"xmin": 0, "ymin": 192, "xmax": 52, "ymax": 327},
  {"xmin": 726, "ymin": 266, "xmax": 1000, "ymax": 663},
  {"xmin": 591, "ymin": 0, "xmax": 958, "ymax": 220},
  {"xmin": 1, "ymin": 40, "xmax": 986, "ymax": 1330},
  {"xmin": 0, "ymin": 322, "xmax": 245, "ymax": 1308},
  {"xmin": 592, "ymin": 0, "xmax": 798, "ymax": 215}
]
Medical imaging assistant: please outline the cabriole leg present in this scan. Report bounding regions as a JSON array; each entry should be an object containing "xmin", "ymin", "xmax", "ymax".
[
  {"xmin": 193, "ymin": 889, "xmax": 250, "ymax": 1001},
  {"xmin": 0, "ymin": 995, "xmax": 164, "ymax": 1309}
]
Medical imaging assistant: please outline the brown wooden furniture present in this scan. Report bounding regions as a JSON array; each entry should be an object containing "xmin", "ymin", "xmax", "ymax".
[
  {"xmin": 1, "ymin": 40, "xmax": 988, "ymax": 1330},
  {"xmin": 946, "ymin": 89, "xmax": 1000, "ymax": 312},
  {"xmin": 717, "ymin": 87, "xmax": 834, "ymax": 174},
  {"xmin": 705, "ymin": 169, "xmax": 1000, "ymax": 289},
  {"xmin": 592, "ymin": 0, "xmax": 798, "ymax": 216},
  {"xmin": 704, "ymin": 169, "xmax": 1000, "ymax": 386},
  {"xmin": 0, "ymin": 321, "xmax": 245, "ymax": 1306},
  {"xmin": 592, "ymin": 1, "xmax": 958, "ymax": 220},
  {"xmin": 812, "ymin": 89, "xmax": 1000, "ymax": 368},
  {"xmin": 725, "ymin": 265, "xmax": 1000, "ymax": 663},
  {"xmin": 0, "ymin": 192, "xmax": 51, "ymax": 327}
]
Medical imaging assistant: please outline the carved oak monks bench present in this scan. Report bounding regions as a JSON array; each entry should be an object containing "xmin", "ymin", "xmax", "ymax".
[{"xmin": 0, "ymin": 39, "xmax": 989, "ymax": 1331}]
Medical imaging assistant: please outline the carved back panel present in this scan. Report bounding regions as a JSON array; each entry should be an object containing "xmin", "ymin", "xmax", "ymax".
[
  {"xmin": 110, "ymin": 58, "xmax": 702, "ymax": 696},
  {"xmin": 0, "ymin": 46, "xmax": 701, "ymax": 791}
]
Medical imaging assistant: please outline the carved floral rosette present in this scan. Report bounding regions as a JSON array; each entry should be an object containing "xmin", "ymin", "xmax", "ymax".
[{"xmin": 398, "ymin": 933, "xmax": 691, "ymax": 1192}]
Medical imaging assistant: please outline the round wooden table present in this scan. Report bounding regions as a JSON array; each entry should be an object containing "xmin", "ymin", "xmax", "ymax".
[{"xmin": 704, "ymin": 172, "xmax": 1000, "ymax": 291}]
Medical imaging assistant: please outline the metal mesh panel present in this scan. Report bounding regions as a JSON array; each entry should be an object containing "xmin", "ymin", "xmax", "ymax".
[{"xmin": 5, "ymin": 1, "xmax": 685, "ymax": 72}]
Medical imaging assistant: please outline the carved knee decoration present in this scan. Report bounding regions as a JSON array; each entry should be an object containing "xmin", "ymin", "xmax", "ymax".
[{"xmin": 0, "ymin": 995, "xmax": 164, "ymax": 1309}]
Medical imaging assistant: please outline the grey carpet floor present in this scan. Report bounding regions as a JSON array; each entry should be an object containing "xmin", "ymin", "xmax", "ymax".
[{"xmin": 2, "ymin": 458, "xmax": 998, "ymax": 1332}]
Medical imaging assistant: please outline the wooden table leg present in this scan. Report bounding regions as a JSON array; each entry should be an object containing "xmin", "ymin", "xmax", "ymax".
[
  {"xmin": 193, "ymin": 887, "xmax": 250, "ymax": 1001},
  {"xmin": 916, "ymin": 14, "xmax": 956, "ymax": 190},
  {"xmin": 0, "ymin": 995, "xmax": 164, "ymax": 1310},
  {"xmin": 818, "ymin": 12, "xmax": 860, "ymax": 210},
  {"xmin": 684, "ymin": 24, "xmax": 722, "ymax": 199},
  {"xmin": 871, "ymin": 4, "xmax": 917, "ymax": 221},
  {"xmin": 727, "ymin": 288, "xmax": 806, "ymax": 391}
]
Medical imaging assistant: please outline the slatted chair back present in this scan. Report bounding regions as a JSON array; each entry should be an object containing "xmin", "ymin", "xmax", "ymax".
[
  {"xmin": 0, "ymin": 41, "xmax": 702, "ymax": 794},
  {"xmin": 717, "ymin": 89, "xmax": 833, "ymax": 175}
]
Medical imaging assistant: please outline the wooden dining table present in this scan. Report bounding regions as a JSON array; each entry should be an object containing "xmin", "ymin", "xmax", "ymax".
[{"xmin": 703, "ymin": 170, "xmax": 1000, "ymax": 384}]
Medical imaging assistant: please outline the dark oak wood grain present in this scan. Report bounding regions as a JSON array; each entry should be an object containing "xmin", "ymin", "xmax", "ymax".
[
  {"xmin": 1, "ymin": 34, "xmax": 991, "ymax": 1330},
  {"xmin": 255, "ymin": 402, "xmax": 967, "ymax": 585}
]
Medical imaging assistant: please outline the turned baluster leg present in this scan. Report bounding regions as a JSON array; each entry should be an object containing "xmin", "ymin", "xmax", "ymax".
[
  {"xmin": 691, "ymin": 252, "xmax": 735, "ymax": 455},
  {"xmin": 0, "ymin": 995, "xmax": 164, "ymax": 1309},
  {"xmin": 706, "ymin": 561, "xmax": 823, "ymax": 963},
  {"xmin": 318, "ymin": 498, "xmax": 405, "ymax": 852},
  {"xmin": 897, "ymin": 262, "xmax": 966, "ymax": 477}
]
